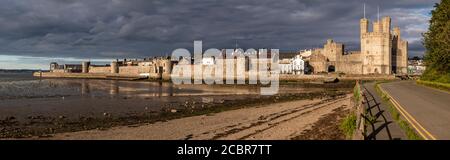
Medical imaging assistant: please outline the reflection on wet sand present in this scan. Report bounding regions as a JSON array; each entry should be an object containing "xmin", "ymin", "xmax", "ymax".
[
  {"xmin": 0, "ymin": 78, "xmax": 270, "ymax": 123},
  {"xmin": 0, "ymin": 78, "xmax": 263, "ymax": 100}
]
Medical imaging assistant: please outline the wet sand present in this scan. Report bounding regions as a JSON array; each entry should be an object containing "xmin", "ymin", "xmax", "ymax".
[
  {"xmin": 0, "ymin": 76, "xmax": 355, "ymax": 139},
  {"xmin": 40, "ymin": 94, "xmax": 351, "ymax": 140}
]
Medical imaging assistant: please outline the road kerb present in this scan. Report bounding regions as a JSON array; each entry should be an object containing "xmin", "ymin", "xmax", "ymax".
[
  {"xmin": 416, "ymin": 80, "xmax": 450, "ymax": 94},
  {"xmin": 379, "ymin": 85, "xmax": 437, "ymax": 140}
]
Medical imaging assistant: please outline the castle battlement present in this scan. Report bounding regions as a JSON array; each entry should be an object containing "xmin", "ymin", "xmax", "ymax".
[{"xmin": 361, "ymin": 32, "xmax": 390, "ymax": 38}]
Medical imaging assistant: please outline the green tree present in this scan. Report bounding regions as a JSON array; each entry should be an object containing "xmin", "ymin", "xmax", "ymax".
[{"xmin": 422, "ymin": 0, "xmax": 450, "ymax": 83}]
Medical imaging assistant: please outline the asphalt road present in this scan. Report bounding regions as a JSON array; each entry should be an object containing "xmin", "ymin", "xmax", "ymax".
[{"xmin": 381, "ymin": 81, "xmax": 450, "ymax": 140}]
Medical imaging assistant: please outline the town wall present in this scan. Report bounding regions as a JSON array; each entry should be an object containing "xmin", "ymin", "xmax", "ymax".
[{"xmin": 89, "ymin": 66, "xmax": 111, "ymax": 73}]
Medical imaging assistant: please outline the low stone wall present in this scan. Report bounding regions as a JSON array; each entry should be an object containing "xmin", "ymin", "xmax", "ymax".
[
  {"xmin": 34, "ymin": 72, "xmax": 109, "ymax": 79},
  {"xmin": 352, "ymin": 82, "xmax": 365, "ymax": 140},
  {"xmin": 339, "ymin": 74, "xmax": 395, "ymax": 80},
  {"xmin": 36, "ymin": 69, "xmax": 396, "ymax": 82},
  {"xmin": 279, "ymin": 74, "xmax": 326, "ymax": 81},
  {"xmin": 51, "ymin": 69, "xmax": 66, "ymax": 73},
  {"xmin": 33, "ymin": 72, "xmax": 143, "ymax": 80}
]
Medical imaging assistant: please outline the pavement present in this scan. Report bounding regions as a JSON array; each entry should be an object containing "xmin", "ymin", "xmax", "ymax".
[
  {"xmin": 381, "ymin": 81, "xmax": 450, "ymax": 140},
  {"xmin": 362, "ymin": 82, "xmax": 407, "ymax": 140}
]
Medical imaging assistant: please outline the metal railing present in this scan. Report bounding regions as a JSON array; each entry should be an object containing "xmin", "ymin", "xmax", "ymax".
[{"xmin": 352, "ymin": 81, "xmax": 394, "ymax": 140}]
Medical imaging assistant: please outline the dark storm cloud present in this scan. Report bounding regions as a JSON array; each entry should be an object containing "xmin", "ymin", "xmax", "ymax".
[{"xmin": 0, "ymin": 0, "xmax": 438, "ymax": 60}]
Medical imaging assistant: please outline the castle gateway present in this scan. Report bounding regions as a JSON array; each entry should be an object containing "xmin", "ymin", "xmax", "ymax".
[{"xmin": 308, "ymin": 16, "xmax": 408, "ymax": 75}]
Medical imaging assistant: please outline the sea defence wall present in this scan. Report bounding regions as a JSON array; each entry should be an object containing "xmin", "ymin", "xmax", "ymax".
[
  {"xmin": 33, "ymin": 72, "xmax": 145, "ymax": 80},
  {"xmin": 35, "ymin": 68, "xmax": 395, "ymax": 82},
  {"xmin": 45, "ymin": 58, "xmax": 173, "ymax": 80},
  {"xmin": 36, "ymin": 57, "xmax": 395, "ymax": 82}
]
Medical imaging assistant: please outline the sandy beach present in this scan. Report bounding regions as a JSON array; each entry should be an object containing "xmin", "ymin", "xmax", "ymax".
[{"xmin": 42, "ymin": 94, "xmax": 351, "ymax": 140}]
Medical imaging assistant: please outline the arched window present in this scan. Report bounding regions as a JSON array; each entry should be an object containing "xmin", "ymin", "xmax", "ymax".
[{"xmin": 328, "ymin": 65, "xmax": 336, "ymax": 72}]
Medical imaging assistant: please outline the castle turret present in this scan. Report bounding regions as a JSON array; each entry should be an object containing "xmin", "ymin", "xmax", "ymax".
[
  {"xmin": 162, "ymin": 59, "xmax": 173, "ymax": 80},
  {"xmin": 393, "ymin": 26, "xmax": 401, "ymax": 39},
  {"xmin": 50, "ymin": 62, "xmax": 58, "ymax": 72},
  {"xmin": 327, "ymin": 39, "xmax": 334, "ymax": 44},
  {"xmin": 373, "ymin": 21, "xmax": 382, "ymax": 33},
  {"xmin": 360, "ymin": 18, "xmax": 369, "ymax": 35},
  {"xmin": 82, "ymin": 61, "xmax": 90, "ymax": 73},
  {"xmin": 382, "ymin": 16, "xmax": 391, "ymax": 33},
  {"xmin": 111, "ymin": 61, "xmax": 119, "ymax": 74}
]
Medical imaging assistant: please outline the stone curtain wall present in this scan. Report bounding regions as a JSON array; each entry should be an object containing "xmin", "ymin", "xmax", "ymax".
[
  {"xmin": 89, "ymin": 66, "xmax": 111, "ymax": 73},
  {"xmin": 118, "ymin": 66, "xmax": 153, "ymax": 76},
  {"xmin": 336, "ymin": 52, "xmax": 363, "ymax": 74},
  {"xmin": 89, "ymin": 65, "xmax": 153, "ymax": 76}
]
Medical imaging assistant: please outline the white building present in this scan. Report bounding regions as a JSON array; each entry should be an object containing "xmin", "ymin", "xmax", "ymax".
[
  {"xmin": 279, "ymin": 59, "xmax": 292, "ymax": 74},
  {"xmin": 408, "ymin": 60, "xmax": 426, "ymax": 75},
  {"xmin": 292, "ymin": 55, "xmax": 304, "ymax": 74},
  {"xmin": 299, "ymin": 49, "xmax": 312, "ymax": 58},
  {"xmin": 279, "ymin": 55, "xmax": 304, "ymax": 75},
  {"xmin": 178, "ymin": 58, "xmax": 192, "ymax": 65},
  {"xmin": 202, "ymin": 57, "xmax": 215, "ymax": 65}
]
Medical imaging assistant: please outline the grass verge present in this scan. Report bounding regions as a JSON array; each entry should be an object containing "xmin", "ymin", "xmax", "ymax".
[
  {"xmin": 416, "ymin": 79, "xmax": 450, "ymax": 92},
  {"xmin": 340, "ymin": 112, "xmax": 356, "ymax": 139},
  {"xmin": 374, "ymin": 82, "xmax": 423, "ymax": 140},
  {"xmin": 341, "ymin": 82, "xmax": 361, "ymax": 140}
]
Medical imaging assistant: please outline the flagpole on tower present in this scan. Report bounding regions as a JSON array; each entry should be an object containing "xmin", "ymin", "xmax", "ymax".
[
  {"xmin": 377, "ymin": 5, "xmax": 380, "ymax": 22},
  {"xmin": 364, "ymin": 3, "xmax": 366, "ymax": 19}
]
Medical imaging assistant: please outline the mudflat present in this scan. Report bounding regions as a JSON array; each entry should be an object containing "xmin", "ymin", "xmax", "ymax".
[{"xmin": 43, "ymin": 94, "xmax": 351, "ymax": 140}]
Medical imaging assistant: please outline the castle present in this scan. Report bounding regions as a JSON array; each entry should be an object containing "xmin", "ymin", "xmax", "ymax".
[
  {"xmin": 308, "ymin": 16, "xmax": 408, "ymax": 75},
  {"xmin": 46, "ymin": 15, "xmax": 409, "ymax": 80}
]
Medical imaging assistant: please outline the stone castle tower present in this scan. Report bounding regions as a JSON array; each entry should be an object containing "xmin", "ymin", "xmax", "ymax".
[
  {"xmin": 308, "ymin": 15, "xmax": 408, "ymax": 75},
  {"xmin": 360, "ymin": 16, "xmax": 408, "ymax": 74}
]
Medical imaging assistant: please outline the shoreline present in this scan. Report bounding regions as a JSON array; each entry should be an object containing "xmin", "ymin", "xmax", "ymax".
[
  {"xmin": 33, "ymin": 71, "xmax": 397, "ymax": 82},
  {"xmin": 38, "ymin": 94, "xmax": 352, "ymax": 140},
  {"xmin": 0, "ymin": 90, "xmax": 349, "ymax": 139}
]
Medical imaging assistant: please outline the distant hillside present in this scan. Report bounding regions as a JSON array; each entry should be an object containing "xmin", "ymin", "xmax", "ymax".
[{"xmin": 279, "ymin": 52, "xmax": 299, "ymax": 59}]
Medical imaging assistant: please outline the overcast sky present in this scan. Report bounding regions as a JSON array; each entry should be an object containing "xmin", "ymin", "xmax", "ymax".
[{"xmin": 0, "ymin": 0, "xmax": 439, "ymax": 69}]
